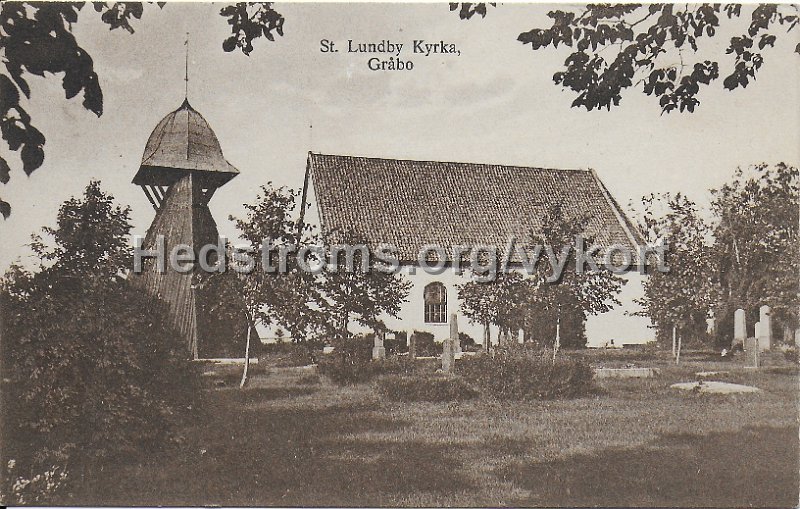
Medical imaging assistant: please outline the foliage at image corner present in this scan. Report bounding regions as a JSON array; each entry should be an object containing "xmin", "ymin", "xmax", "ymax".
[
  {"xmin": 453, "ymin": 3, "xmax": 800, "ymax": 113},
  {"xmin": 0, "ymin": 180, "xmax": 201, "ymax": 503}
]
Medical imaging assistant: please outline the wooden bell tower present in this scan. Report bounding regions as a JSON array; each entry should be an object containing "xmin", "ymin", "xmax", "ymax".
[{"xmin": 132, "ymin": 98, "xmax": 243, "ymax": 358}]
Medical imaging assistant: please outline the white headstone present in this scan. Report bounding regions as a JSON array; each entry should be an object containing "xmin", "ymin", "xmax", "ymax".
[
  {"xmin": 733, "ymin": 308, "xmax": 747, "ymax": 347},
  {"xmin": 758, "ymin": 305, "xmax": 771, "ymax": 351},
  {"xmin": 372, "ymin": 332, "xmax": 386, "ymax": 360}
]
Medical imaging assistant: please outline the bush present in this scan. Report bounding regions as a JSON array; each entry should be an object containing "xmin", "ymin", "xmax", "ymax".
[
  {"xmin": 1, "ymin": 182, "xmax": 201, "ymax": 503},
  {"xmin": 316, "ymin": 335, "xmax": 374, "ymax": 384},
  {"xmin": 459, "ymin": 332, "xmax": 482, "ymax": 352},
  {"xmin": 412, "ymin": 331, "xmax": 443, "ymax": 357},
  {"xmin": 385, "ymin": 331, "xmax": 408, "ymax": 355},
  {"xmin": 1, "ymin": 275, "xmax": 201, "ymax": 483},
  {"xmin": 317, "ymin": 339, "xmax": 430, "ymax": 385},
  {"xmin": 374, "ymin": 356, "xmax": 419, "ymax": 376},
  {"xmin": 377, "ymin": 374, "xmax": 478, "ymax": 402},
  {"xmin": 259, "ymin": 342, "xmax": 317, "ymax": 367},
  {"xmin": 459, "ymin": 346, "xmax": 594, "ymax": 400}
]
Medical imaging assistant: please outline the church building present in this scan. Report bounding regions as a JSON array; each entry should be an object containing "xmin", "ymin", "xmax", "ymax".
[{"xmin": 301, "ymin": 152, "xmax": 653, "ymax": 347}]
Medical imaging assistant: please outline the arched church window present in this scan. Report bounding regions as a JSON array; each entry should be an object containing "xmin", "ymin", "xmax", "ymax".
[{"xmin": 424, "ymin": 282, "xmax": 447, "ymax": 324}]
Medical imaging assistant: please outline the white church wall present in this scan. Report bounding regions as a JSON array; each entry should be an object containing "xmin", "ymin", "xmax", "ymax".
[
  {"xmin": 350, "ymin": 268, "xmax": 653, "ymax": 347},
  {"xmin": 585, "ymin": 271, "xmax": 654, "ymax": 347},
  {"xmin": 260, "ymin": 259, "xmax": 653, "ymax": 348},
  {"xmin": 379, "ymin": 266, "xmax": 490, "ymax": 343}
]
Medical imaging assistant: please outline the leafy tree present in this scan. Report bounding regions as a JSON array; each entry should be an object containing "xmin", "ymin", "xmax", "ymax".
[
  {"xmin": 523, "ymin": 204, "xmax": 625, "ymax": 350},
  {"xmin": 28, "ymin": 180, "xmax": 132, "ymax": 277},
  {"xmin": 206, "ymin": 186, "xmax": 411, "ymax": 375},
  {"xmin": 196, "ymin": 183, "xmax": 324, "ymax": 383},
  {"xmin": 459, "ymin": 204, "xmax": 624, "ymax": 350},
  {"xmin": 1, "ymin": 181, "xmax": 198, "ymax": 498},
  {"xmin": 458, "ymin": 271, "xmax": 527, "ymax": 350},
  {"xmin": 1, "ymin": 2, "xmax": 285, "ymax": 218},
  {"xmin": 316, "ymin": 229, "xmax": 411, "ymax": 341},
  {"xmin": 452, "ymin": 3, "xmax": 799, "ymax": 113},
  {"xmin": 633, "ymin": 193, "xmax": 716, "ymax": 353},
  {"xmin": 710, "ymin": 163, "xmax": 799, "ymax": 344},
  {"xmin": 227, "ymin": 183, "xmax": 327, "ymax": 342}
]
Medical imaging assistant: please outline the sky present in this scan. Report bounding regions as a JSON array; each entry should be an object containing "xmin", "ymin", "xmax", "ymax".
[{"xmin": 2, "ymin": 2, "xmax": 799, "ymax": 272}]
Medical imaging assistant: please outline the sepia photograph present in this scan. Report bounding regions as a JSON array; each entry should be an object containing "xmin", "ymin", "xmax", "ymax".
[{"xmin": 0, "ymin": 1, "xmax": 798, "ymax": 507}]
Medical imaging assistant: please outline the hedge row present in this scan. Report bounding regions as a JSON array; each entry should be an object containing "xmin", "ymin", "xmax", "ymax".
[
  {"xmin": 459, "ymin": 347, "xmax": 595, "ymax": 400},
  {"xmin": 317, "ymin": 340, "xmax": 594, "ymax": 400}
]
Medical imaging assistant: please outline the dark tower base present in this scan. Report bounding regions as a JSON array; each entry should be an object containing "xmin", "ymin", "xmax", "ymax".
[{"xmin": 134, "ymin": 173, "xmax": 249, "ymax": 359}]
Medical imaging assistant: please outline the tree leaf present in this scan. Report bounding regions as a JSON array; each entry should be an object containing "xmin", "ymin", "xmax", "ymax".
[
  {"xmin": 0, "ymin": 156, "xmax": 10, "ymax": 185},
  {"xmin": 0, "ymin": 74, "xmax": 20, "ymax": 113},
  {"xmin": 0, "ymin": 198, "xmax": 10, "ymax": 219},
  {"xmin": 222, "ymin": 36, "xmax": 238, "ymax": 53},
  {"xmin": 21, "ymin": 143, "xmax": 45, "ymax": 176}
]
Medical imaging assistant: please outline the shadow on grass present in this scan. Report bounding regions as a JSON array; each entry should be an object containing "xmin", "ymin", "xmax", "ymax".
[
  {"xmin": 231, "ymin": 386, "xmax": 319, "ymax": 403},
  {"xmin": 501, "ymin": 425, "xmax": 798, "ymax": 507},
  {"xmin": 70, "ymin": 390, "xmax": 470, "ymax": 506}
]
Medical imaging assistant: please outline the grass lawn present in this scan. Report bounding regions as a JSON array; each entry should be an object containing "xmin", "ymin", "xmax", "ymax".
[{"xmin": 71, "ymin": 350, "xmax": 798, "ymax": 507}]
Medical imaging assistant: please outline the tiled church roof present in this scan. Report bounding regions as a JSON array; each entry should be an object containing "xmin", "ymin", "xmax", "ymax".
[{"xmin": 306, "ymin": 153, "xmax": 644, "ymax": 263}]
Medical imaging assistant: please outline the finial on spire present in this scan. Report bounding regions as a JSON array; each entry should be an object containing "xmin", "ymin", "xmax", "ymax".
[{"xmin": 184, "ymin": 32, "xmax": 190, "ymax": 100}]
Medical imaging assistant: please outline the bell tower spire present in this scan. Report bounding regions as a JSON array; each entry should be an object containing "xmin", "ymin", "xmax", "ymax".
[{"xmin": 184, "ymin": 32, "xmax": 190, "ymax": 100}]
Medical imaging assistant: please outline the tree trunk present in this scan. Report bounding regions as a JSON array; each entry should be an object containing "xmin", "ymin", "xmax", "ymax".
[
  {"xmin": 340, "ymin": 312, "xmax": 349, "ymax": 342},
  {"xmin": 483, "ymin": 321, "xmax": 490, "ymax": 353},
  {"xmin": 675, "ymin": 330, "xmax": 682, "ymax": 365},
  {"xmin": 553, "ymin": 311, "xmax": 561, "ymax": 364},
  {"xmin": 240, "ymin": 324, "xmax": 252, "ymax": 389},
  {"xmin": 672, "ymin": 325, "xmax": 677, "ymax": 358}
]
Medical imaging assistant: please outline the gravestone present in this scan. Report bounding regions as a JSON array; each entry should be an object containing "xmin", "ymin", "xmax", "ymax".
[
  {"xmin": 408, "ymin": 331, "xmax": 417, "ymax": 359},
  {"xmin": 745, "ymin": 334, "xmax": 759, "ymax": 368},
  {"xmin": 758, "ymin": 305, "xmax": 771, "ymax": 351},
  {"xmin": 441, "ymin": 339, "xmax": 454, "ymax": 373},
  {"xmin": 372, "ymin": 331, "xmax": 386, "ymax": 360},
  {"xmin": 442, "ymin": 313, "xmax": 459, "ymax": 373},
  {"xmin": 733, "ymin": 308, "xmax": 747, "ymax": 348},
  {"xmin": 451, "ymin": 315, "xmax": 462, "ymax": 356}
]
